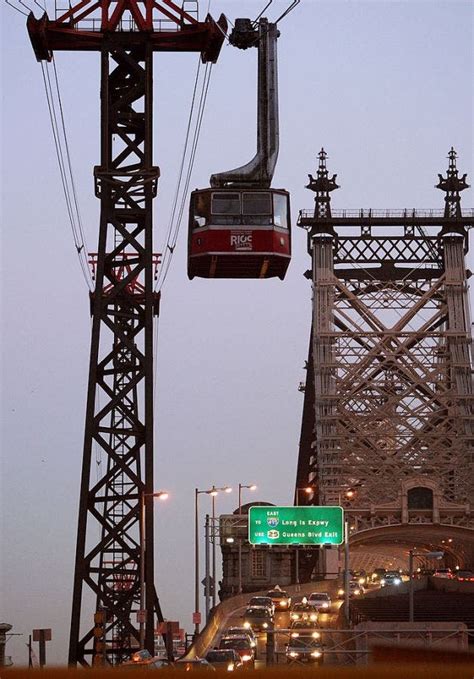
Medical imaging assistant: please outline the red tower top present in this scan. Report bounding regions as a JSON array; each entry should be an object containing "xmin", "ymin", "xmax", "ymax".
[{"xmin": 27, "ymin": 0, "xmax": 227, "ymax": 61}]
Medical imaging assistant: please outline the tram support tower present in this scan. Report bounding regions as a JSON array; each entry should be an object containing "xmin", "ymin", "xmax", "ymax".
[
  {"xmin": 295, "ymin": 149, "xmax": 474, "ymax": 579},
  {"xmin": 27, "ymin": 1, "xmax": 226, "ymax": 666}
]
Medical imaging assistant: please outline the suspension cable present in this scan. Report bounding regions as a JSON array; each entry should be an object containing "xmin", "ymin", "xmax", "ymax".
[
  {"xmin": 4, "ymin": 0, "xmax": 28, "ymax": 15},
  {"xmin": 274, "ymin": 0, "xmax": 300, "ymax": 24},
  {"xmin": 51, "ymin": 58, "xmax": 92, "ymax": 274},
  {"xmin": 252, "ymin": 0, "xmax": 273, "ymax": 25},
  {"xmin": 40, "ymin": 59, "xmax": 94, "ymax": 290},
  {"xmin": 155, "ymin": 60, "xmax": 214, "ymax": 291}
]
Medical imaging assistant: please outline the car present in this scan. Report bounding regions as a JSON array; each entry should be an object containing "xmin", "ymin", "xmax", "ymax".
[
  {"xmin": 118, "ymin": 649, "xmax": 174, "ymax": 670},
  {"xmin": 289, "ymin": 621, "xmax": 322, "ymax": 638},
  {"xmin": 205, "ymin": 649, "xmax": 243, "ymax": 672},
  {"xmin": 218, "ymin": 636, "xmax": 255, "ymax": 667},
  {"xmin": 371, "ymin": 568, "xmax": 386, "ymax": 583},
  {"xmin": 351, "ymin": 570, "xmax": 368, "ymax": 586},
  {"xmin": 338, "ymin": 581, "xmax": 365, "ymax": 598},
  {"xmin": 456, "ymin": 570, "xmax": 474, "ymax": 582},
  {"xmin": 247, "ymin": 595, "xmax": 275, "ymax": 615},
  {"xmin": 285, "ymin": 635, "xmax": 324, "ymax": 664},
  {"xmin": 266, "ymin": 587, "xmax": 291, "ymax": 610},
  {"xmin": 242, "ymin": 606, "xmax": 274, "ymax": 632},
  {"xmin": 380, "ymin": 571, "xmax": 402, "ymax": 587},
  {"xmin": 290, "ymin": 601, "xmax": 319, "ymax": 623},
  {"xmin": 174, "ymin": 657, "xmax": 216, "ymax": 671},
  {"xmin": 307, "ymin": 592, "xmax": 331, "ymax": 611},
  {"xmin": 224, "ymin": 627, "xmax": 258, "ymax": 651},
  {"xmin": 433, "ymin": 568, "xmax": 453, "ymax": 579},
  {"xmin": 340, "ymin": 581, "xmax": 366, "ymax": 598}
]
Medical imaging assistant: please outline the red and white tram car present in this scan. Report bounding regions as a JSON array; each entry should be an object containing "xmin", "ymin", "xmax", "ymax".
[{"xmin": 188, "ymin": 187, "xmax": 291, "ymax": 280}]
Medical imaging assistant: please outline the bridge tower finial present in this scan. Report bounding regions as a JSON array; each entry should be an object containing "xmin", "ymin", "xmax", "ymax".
[
  {"xmin": 436, "ymin": 147, "xmax": 469, "ymax": 218},
  {"xmin": 306, "ymin": 147, "xmax": 340, "ymax": 219}
]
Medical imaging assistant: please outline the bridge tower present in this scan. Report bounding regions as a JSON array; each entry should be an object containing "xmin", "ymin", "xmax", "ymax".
[
  {"xmin": 296, "ymin": 149, "xmax": 474, "ymax": 578},
  {"xmin": 26, "ymin": 1, "xmax": 226, "ymax": 666}
]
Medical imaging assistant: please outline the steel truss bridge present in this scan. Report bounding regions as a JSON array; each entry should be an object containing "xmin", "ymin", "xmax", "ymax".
[{"xmin": 294, "ymin": 148, "xmax": 474, "ymax": 576}]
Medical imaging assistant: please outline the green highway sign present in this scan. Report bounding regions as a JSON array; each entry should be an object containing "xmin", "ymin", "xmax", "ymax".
[{"xmin": 248, "ymin": 506, "xmax": 344, "ymax": 545}]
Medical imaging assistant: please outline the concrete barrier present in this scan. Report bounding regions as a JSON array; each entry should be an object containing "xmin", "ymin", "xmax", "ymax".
[
  {"xmin": 429, "ymin": 577, "xmax": 474, "ymax": 594},
  {"xmin": 363, "ymin": 577, "xmax": 428, "ymax": 599},
  {"xmin": 184, "ymin": 580, "xmax": 340, "ymax": 659}
]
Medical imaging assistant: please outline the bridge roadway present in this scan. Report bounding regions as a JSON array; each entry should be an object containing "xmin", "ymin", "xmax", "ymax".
[{"xmin": 195, "ymin": 580, "xmax": 348, "ymax": 668}]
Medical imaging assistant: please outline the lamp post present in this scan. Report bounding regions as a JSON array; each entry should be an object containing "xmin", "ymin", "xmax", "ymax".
[
  {"xmin": 211, "ymin": 485, "xmax": 232, "ymax": 609},
  {"xmin": 140, "ymin": 490, "xmax": 168, "ymax": 649},
  {"xmin": 194, "ymin": 485, "xmax": 232, "ymax": 637},
  {"xmin": 237, "ymin": 483, "xmax": 257, "ymax": 594},
  {"xmin": 295, "ymin": 486, "xmax": 314, "ymax": 589}
]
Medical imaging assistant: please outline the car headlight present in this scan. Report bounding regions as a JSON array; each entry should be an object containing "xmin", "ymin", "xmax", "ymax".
[
  {"xmin": 311, "ymin": 651, "xmax": 322, "ymax": 658},
  {"xmin": 227, "ymin": 664, "xmax": 234, "ymax": 672},
  {"xmin": 338, "ymin": 589, "xmax": 344, "ymax": 596},
  {"xmin": 263, "ymin": 623, "xmax": 268, "ymax": 629},
  {"xmin": 359, "ymin": 578, "xmax": 365, "ymax": 585},
  {"xmin": 242, "ymin": 655, "xmax": 252, "ymax": 662},
  {"xmin": 291, "ymin": 614, "xmax": 299, "ymax": 620},
  {"xmin": 289, "ymin": 652, "xmax": 299, "ymax": 658},
  {"xmin": 354, "ymin": 589, "xmax": 360, "ymax": 595},
  {"xmin": 243, "ymin": 622, "xmax": 250, "ymax": 629},
  {"xmin": 312, "ymin": 632, "xmax": 320, "ymax": 639},
  {"xmin": 394, "ymin": 578, "xmax": 401, "ymax": 585},
  {"xmin": 310, "ymin": 614, "xmax": 317, "ymax": 621},
  {"xmin": 322, "ymin": 602, "xmax": 329, "ymax": 608},
  {"xmin": 291, "ymin": 632, "xmax": 299, "ymax": 638},
  {"xmin": 380, "ymin": 579, "xmax": 385, "ymax": 586}
]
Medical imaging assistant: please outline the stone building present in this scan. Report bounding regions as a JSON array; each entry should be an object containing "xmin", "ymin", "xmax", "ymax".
[{"xmin": 219, "ymin": 502, "xmax": 294, "ymax": 599}]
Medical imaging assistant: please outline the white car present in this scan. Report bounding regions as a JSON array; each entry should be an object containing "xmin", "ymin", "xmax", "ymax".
[
  {"xmin": 247, "ymin": 595, "xmax": 275, "ymax": 616},
  {"xmin": 307, "ymin": 592, "xmax": 331, "ymax": 611}
]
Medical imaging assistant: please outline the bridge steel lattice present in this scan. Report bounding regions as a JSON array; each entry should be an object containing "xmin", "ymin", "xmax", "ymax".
[
  {"xmin": 27, "ymin": 0, "xmax": 226, "ymax": 666},
  {"xmin": 296, "ymin": 149, "xmax": 474, "ymax": 574}
]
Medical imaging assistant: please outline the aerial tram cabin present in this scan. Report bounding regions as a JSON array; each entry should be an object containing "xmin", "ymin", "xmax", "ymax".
[
  {"xmin": 188, "ymin": 187, "xmax": 291, "ymax": 279},
  {"xmin": 187, "ymin": 18, "xmax": 291, "ymax": 281}
]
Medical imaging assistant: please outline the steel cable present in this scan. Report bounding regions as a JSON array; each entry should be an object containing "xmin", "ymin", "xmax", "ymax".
[
  {"xmin": 155, "ymin": 60, "xmax": 213, "ymax": 291},
  {"xmin": 41, "ymin": 60, "xmax": 94, "ymax": 290}
]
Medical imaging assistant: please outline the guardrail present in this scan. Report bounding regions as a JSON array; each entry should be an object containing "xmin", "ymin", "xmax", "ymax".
[{"xmin": 298, "ymin": 209, "xmax": 474, "ymax": 219}]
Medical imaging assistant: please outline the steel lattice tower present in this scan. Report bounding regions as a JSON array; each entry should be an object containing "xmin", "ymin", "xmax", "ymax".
[
  {"xmin": 296, "ymin": 149, "xmax": 474, "ymax": 556},
  {"xmin": 27, "ymin": 1, "xmax": 226, "ymax": 666}
]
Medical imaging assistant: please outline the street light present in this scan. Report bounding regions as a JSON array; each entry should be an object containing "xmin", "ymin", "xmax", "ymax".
[
  {"xmin": 194, "ymin": 485, "xmax": 232, "ymax": 637},
  {"xmin": 295, "ymin": 486, "xmax": 316, "ymax": 589},
  {"xmin": 211, "ymin": 486, "xmax": 232, "ymax": 609},
  {"xmin": 140, "ymin": 490, "xmax": 168, "ymax": 649},
  {"xmin": 238, "ymin": 483, "xmax": 257, "ymax": 515},
  {"xmin": 237, "ymin": 483, "xmax": 257, "ymax": 594}
]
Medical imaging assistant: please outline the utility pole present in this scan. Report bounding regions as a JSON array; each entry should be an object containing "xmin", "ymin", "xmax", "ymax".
[{"xmin": 26, "ymin": 3, "xmax": 226, "ymax": 666}]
